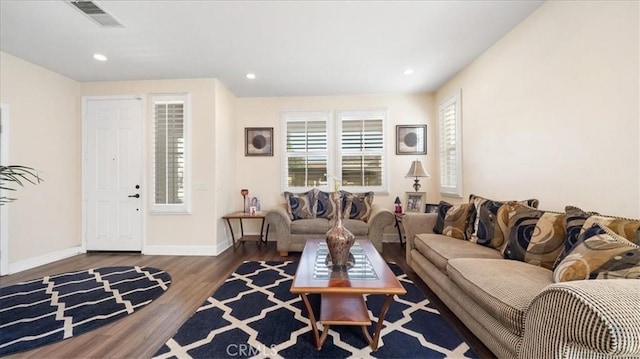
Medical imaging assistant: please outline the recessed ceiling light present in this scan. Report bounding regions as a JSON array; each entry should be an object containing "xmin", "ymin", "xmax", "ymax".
[
  {"xmin": 403, "ymin": 68, "xmax": 414, "ymax": 75},
  {"xmin": 246, "ymin": 73, "xmax": 256, "ymax": 80},
  {"xmin": 93, "ymin": 53, "xmax": 108, "ymax": 61}
]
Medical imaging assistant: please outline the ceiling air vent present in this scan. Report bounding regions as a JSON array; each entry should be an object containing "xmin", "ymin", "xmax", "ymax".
[{"xmin": 67, "ymin": 1, "xmax": 124, "ymax": 27}]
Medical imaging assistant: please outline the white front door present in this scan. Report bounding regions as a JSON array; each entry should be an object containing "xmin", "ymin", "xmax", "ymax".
[{"xmin": 84, "ymin": 97, "xmax": 143, "ymax": 251}]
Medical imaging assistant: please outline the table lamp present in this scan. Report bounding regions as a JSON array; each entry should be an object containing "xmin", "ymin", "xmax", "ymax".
[{"xmin": 405, "ymin": 160, "xmax": 429, "ymax": 192}]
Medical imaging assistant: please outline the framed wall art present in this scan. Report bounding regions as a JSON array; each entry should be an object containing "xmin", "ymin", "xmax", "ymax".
[
  {"xmin": 396, "ymin": 125, "xmax": 427, "ymax": 155},
  {"xmin": 404, "ymin": 192, "xmax": 426, "ymax": 213},
  {"xmin": 245, "ymin": 127, "xmax": 273, "ymax": 156}
]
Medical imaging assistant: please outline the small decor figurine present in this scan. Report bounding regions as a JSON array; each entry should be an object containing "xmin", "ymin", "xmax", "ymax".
[
  {"xmin": 240, "ymin": 189, "xmax": 249, "ymax": 213},
  {"xmin": 326, "ymin": 192, "xmax": 355, "ymax": 271},
  {"xmin": 394, "ymin": 196, "xmax": 402, "ymax": 213}
]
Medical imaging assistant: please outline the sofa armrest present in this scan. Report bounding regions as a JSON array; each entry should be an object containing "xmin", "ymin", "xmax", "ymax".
[
  {"xmin": 520, "ymin": 279, "xmax": 640, "ymax": 358},
  {"xmin": 266, "ymin": 204, "xmax": 292, "ymax": 247},
  {"xmin": 402, "ymin": 213, "xmax": 437, "ymax": 261},
  {"xmin": 367, "ymin": 204, "xmax": 394, "ymax": 252}
]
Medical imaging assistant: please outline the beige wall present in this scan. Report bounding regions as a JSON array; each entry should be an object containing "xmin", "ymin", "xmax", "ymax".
[
  {"xmin": 81, "ymin": 78, "xmax": 237, "ymax": 253},
  {"xmin": 235, "ymin": 94, "xmax": 436, "ymax": 220},
  {"xmin": 213, "ymin": 79, "xmax": 239, "ymax": 245},
  {"xmin": 0, "ymin": 52, "xmax": 82, "ymax": 266},
  {"xmin": 436, "ymin": 1, "xmax": 640, "ymax": 217}
]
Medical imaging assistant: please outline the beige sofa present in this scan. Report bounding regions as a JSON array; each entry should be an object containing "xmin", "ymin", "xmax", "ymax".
[
  {"xmin": 266, "ymin": 202, "xmax": 394, "ymax": 256},
  {"xmin": 403, "ymin": 212, "xmax": 640, "ymax": 359}
]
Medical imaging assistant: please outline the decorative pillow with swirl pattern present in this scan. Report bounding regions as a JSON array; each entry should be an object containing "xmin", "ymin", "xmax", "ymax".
[
  {"xmin": 581, "ymin": 215, "xmax": 640, "ymax": 245},
  {"xmin": 284, "ymin": 189, "xmax": 318, "ymax": 220},
  {"xmin": 433, "ymin": 201, "xmax": 472, "ymax": 240},
  {"xmin": 502, "ymin": 206, "xmax": 566, "ymax": 270},
  {"xmin": 553, "ymin": 223, "xmax": 640, "ymax": 282},
  {"xmin": 467, "ymin": 194, "xmax": 540, "ymax": 249},
  {"xmin": 316, "ymin": 191, "xmax": 337, "ymax": 219},
  {"xmin": 342, "ymin": 191, "xmax": 374, "ymax": 222}
]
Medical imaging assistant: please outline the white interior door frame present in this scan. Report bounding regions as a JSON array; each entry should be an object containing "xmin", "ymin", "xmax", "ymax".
[
  {"xmin": 1, "ymin": 104, "xmax": 10, "ymax": 275},
  {"xmin": 82, "ymin": 95, "xmax": 146, "ymax": 252}
]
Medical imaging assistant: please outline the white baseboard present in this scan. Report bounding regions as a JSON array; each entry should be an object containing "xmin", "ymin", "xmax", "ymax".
[
  {"xmin": 144, "ymin": 242, "xmax": 231, "ymax": 256},
  {"xmin": 9, "ymin": 246, "xmax": 84, "ymax": 274}
]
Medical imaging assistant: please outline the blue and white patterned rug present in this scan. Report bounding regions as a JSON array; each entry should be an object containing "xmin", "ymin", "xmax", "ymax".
[
  {"xmin": 0, "ymin": 266, "xmax": 171, "ymax": 356},
  {"xmin": 154, "ymin": 261, "xmax": 476, "ymax": 358}
]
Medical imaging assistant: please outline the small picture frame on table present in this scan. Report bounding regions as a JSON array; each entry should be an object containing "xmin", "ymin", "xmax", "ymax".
[
  {"xmin": 425, "ymin": 203, "xmax": 439, "ymax": 213},
  {"xmin": 245, "ymin": 127, "xmax": 273, "ymax": 156},
  {"xmin": 404, "ymin": 192, "xmax": 426, "ymax": 213},
  {"xmin": 396, "ymin": 125, "xmax": 427, "ymax": 155}
]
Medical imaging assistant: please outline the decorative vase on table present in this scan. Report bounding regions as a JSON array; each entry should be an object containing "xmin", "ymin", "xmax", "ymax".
[{"xmin": 326, "ymin": 193, "xmax": 355, "ymax": 271}]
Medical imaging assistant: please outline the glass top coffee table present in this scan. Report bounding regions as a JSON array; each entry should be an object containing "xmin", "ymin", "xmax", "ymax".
[{"xmin": 290, "ymin": 239, "xmax": 406, "ymax": 351}]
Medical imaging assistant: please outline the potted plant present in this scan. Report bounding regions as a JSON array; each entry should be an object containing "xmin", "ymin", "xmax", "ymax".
[{"xmin": 0, "ymin": 165, "xmax": 42, "ymax": 205}]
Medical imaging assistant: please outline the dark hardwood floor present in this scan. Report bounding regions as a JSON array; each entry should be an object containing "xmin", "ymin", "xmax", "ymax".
[{"xmin": 0, "ymin": 242, "xmax": 493, "ymax": 358}]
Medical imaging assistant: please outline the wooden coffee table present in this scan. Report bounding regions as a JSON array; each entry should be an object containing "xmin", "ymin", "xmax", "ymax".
[{"xmin": 290, "ymin": 239, "xmax": 406, "ymax": 351}]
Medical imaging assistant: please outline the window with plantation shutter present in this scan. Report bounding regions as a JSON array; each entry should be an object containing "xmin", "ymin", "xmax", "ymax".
[
  {"xmin": 283, "ymin": 112, "xmax": 329, "ymax": 189},
  {"xmin": 152, "ymin": 94, "xmax": 190, "ymax": 213},
  {"xmin": 438, "ymin": 92, "xmax": 463, "ymax": 197},
  {"xmin": 282, "ymin": 110, "xmax": 386, "ymax": 193},
  {"xmin": 337, "ymin": 111, "xmax": 385, "ymax": 191}
]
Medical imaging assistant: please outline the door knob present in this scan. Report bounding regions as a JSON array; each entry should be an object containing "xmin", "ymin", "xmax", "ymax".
[{"xmin": 128, "ymin": 194, "xmax": 140, "ymax": 198}]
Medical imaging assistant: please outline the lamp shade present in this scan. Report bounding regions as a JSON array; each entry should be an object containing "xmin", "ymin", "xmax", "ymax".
[
  {"xmin": 394, "ymin": 196, "xmax": 401, "ymax": 204},
  {"xmin": 405, "ymin": 160, "xmax": 429, "ymax": 178}
]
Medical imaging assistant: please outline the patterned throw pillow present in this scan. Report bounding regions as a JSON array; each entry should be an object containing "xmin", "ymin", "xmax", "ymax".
[
  {"xmin": 502, "ymin": 206, "xmax": 566, "ymax": 270},
  {"xmin": 316, "ymin": 191, "xmax": 338, "ymax": 219},
  {"xmin": 582, "ymin": 215, "xmax": 640, "ymax": 245},
  {"xmin": 553, "ymin": 206, "xmax": 599, "ymax": 269},
  {"xmin": 553, "ymin": 223, "xmax": 640, "ymax": 282},
  {"xmin": 342, "ymin": 191, "xmax": 374, "ymax": 222},
  {"xmin": 284, "ymin": 189, "xmax": 318, "ymax": 220},
  {"xmin": 433, "ymin": 201, "xmax": 472, "ymax": 240},
  {"xmin": 467, "ymin": 194, "xmax": 540, "ymax": 249}
]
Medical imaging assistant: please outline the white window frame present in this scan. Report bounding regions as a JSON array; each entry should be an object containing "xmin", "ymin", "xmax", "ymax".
[
  {"xmin": 335, "ymin": 110, "xmax": 386, "ymax": 193},
  {"xmin": 438, "ymin": 91, "xmax": 463, "ymax": 198},
  {"xmin": 281, "ymin": 110, "xmax": 387, "ymax": 193},
  {"xmin": 281, "ymin": 111, "xmax": 332, "ymax": 192},
  {"xmin": 150, "ymin": 93, "xmax": 191, "ymax": 213}
]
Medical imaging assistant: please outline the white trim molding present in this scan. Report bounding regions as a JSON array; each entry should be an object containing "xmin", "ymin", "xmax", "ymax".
[
  {"xmin": 143, "ymin": 244, "xmax": 228, "ymax": 256},
  {"xmin": 0, "ymin": 103, "xmax": 10, "ymax": 275},
  {"xmin": 9, "ymin": 246, "xmax": 84, "ymax": 275}
]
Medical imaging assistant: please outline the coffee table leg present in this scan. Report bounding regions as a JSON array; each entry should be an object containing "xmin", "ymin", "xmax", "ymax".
[
  {"xmin": 300, "ymin": 293, "xmax": 328, "ymax": 350},
  {"xmin": 362, "ymin": 294, "xmax": 395, "ymax": 351}
]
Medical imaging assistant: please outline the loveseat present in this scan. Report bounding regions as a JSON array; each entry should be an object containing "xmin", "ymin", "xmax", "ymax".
[
  {"xmin": 403, "ymin": 195, "xmax": 640, "ymax": 359},
  {"xmin": 266, "ymin": 189, "xmax": 394, "ymax": 256}
]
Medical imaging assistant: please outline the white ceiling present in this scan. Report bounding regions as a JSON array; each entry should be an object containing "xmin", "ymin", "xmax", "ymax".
[{"xmin": 0, "ymin": 0, "xmax": 544, "ymax": 97}]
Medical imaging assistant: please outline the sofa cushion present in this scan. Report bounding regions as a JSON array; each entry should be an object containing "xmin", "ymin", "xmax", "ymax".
[
  {"xmin": 284, "ymin": 189, "xmax": 318, "ymax": 220},
  {"xmin": 290, "ymin": 218, "xmax": 329, "ymax": 234},
  {"xmin": 502, "ymin": 206, "xmax": 566, "ymax": 270},
  {"xmin": 343, "ymin": 219, "xmax": 369, "ymax": 236},
  {"xmin": 433, "ymin": 201, "xmax": 472, "ymax": 240},
  {"xmin": 447, "ymin": 258, "xmax": 553, "ymax": 337},
  {"xmin": 467, "ymin": 194, "xmax": 539, "ymax": 249},
  {"xmin": 553, "ymin": 223, "xmax": 640, "ymax": 282},
  {"xmin": 413, "ymin": 234, "xmax": 503, "ymax": 273},
  {"xmin": 342, "ymin": 191, "xmax": 374, "ymax": 222}
]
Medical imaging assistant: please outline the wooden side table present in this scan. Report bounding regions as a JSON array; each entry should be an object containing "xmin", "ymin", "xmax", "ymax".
[
  {"xmin": 393, "ymin": 212, "xmax": 405, "ymax": 247},
  {"xmin": 223, "ymin": 211, "xmax": 269, "ymax": 249}
]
